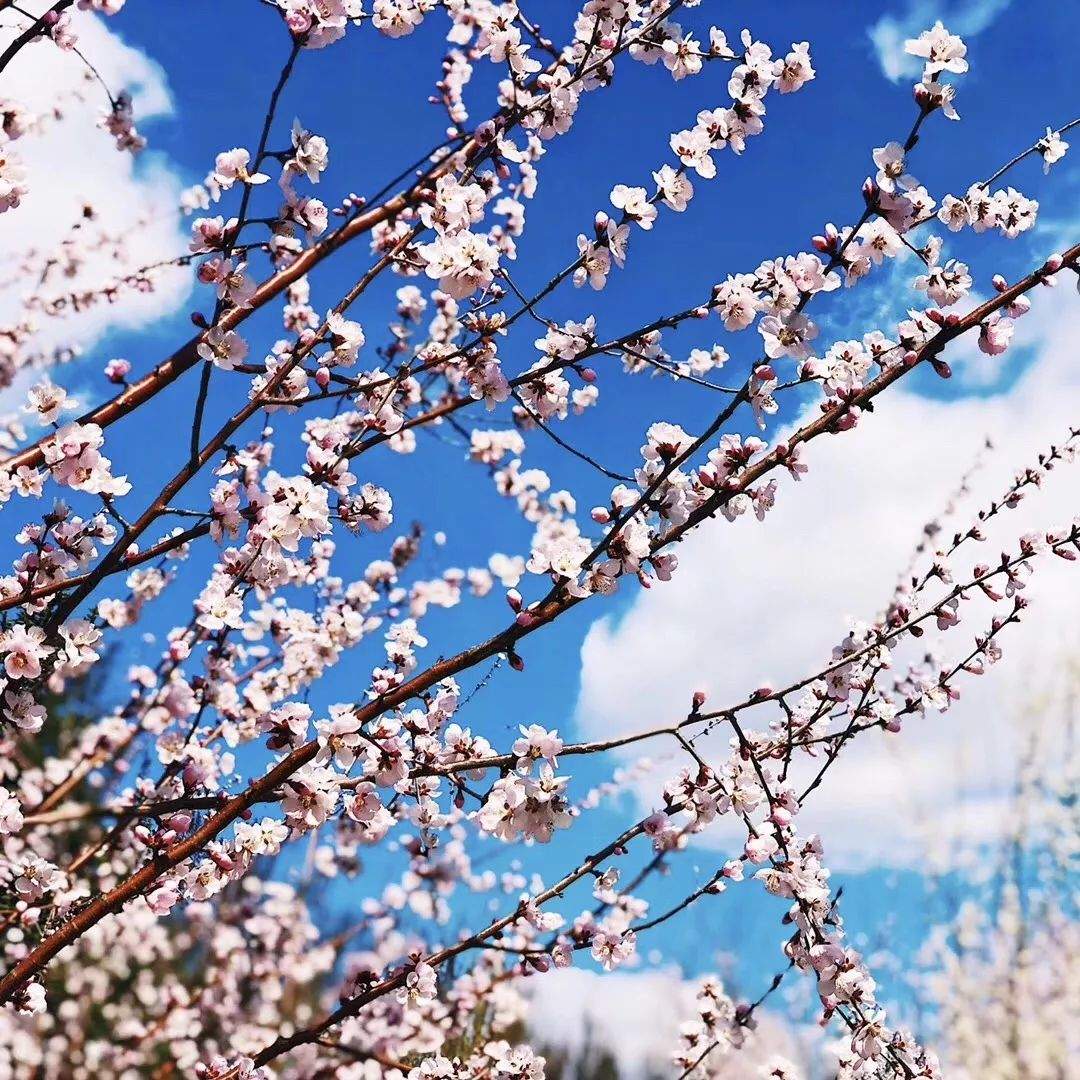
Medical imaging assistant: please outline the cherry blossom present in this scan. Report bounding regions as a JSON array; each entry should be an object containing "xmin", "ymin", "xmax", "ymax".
[{"xmin": 0, "ymin": 7, "xmax": 1073, "ymax": 1078}]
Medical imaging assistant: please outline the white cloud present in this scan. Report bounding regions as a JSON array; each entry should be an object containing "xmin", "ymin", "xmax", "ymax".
[
  {"xmin": 527, "ymin": 968, "xmax": 809, "ymax": 1079},
  {"xmin": 574, "ymin": 277, "xmax": 1080, "ymax": 869},
  {"xmin": 0, "ymin": 3, "xmax": 190, "ymax": 388},
  {"xmin": 868, "ymin": 0, "xmax": 1014, "ymax": 82}
]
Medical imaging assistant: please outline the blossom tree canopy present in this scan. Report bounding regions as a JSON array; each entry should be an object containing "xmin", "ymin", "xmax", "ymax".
[{"xmin": 0, "ymin": 2, "xmax": 1076, "ymax": 1078}]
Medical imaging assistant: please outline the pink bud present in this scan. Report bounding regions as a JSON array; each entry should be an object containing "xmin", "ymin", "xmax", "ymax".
[
  {"xmin": 506, "ymin": 588, "xmax": 522, "ymax": 612},
  {"xmin": 210, "ymin": 851, "xmax": 235, "ymax": 873},
  {"xmin": 591, "ymin": 506, "xmax": 611, "ymax": 524},
  {"xmin": 182, "ymin": 762, "xmax": 203, "ymax": 789},
  {"xmin": 1045, "ymin": 252, "xmax": 1064, "ymax": 273},
  {"xmin": 165, "ymin": 813, "xmax": 192, "ymax": 834},
  {"xmin": 315, "ymin": 366, "xmax": 331, "ymax": 389},
  {"xmin": 104, "ymin": 358, "xmax": 131, "ymax": 383},
  {"xmin": 692, "ymin": 690, "xmax": 707, "ymax": 709}
]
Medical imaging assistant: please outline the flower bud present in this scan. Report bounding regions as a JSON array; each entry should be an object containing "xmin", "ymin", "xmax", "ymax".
[
  {"xmin": 182, "ymin": 762, "xmax": 205, "ymax": 789},
  {"xmin": 165, "ymin": 813, "xmax": 192, "ymax": 834}
]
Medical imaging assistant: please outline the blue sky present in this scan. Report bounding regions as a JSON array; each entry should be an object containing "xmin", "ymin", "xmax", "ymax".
[{"xmin": 3, "ymin": 0, "xmax": 1079, "ymax": 1045}]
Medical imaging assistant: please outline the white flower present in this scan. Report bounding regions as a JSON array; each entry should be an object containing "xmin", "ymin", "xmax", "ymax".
[
  {"xmin": 871, "ymin": 142, "xmax": 916, "ymax": 193},
  {"xmin": 758, "ymin": 313, "xmax": 818, "ymax": 361},
  {"xmin": 609, "ymin": 184, "xmax": 657, "ymax": 230},
  {"xmin": 398, "ymin": 960, "xmax": 437, "ymax": 1007},
  {"xmin": 0, "ymin": 787, "xmax": 23, "ymax": 835},
  {"xmin": 590, "ymin": 927, "xmax": 637, "ymax": 970},
  {"xmin": 652, "ymin": 164, "xmax": 694, "ymax": 212},
  {"xmin": 197, "ymin": 327, "xmax": 249, "ymax": 371},
  {"xmin": 1037, "ymin": 127, "xmax": 1069, "ymax": 173},
  {"xmin": 512, "ymin": 724, "xmax": 564, "ymax": 771},
  {"xmin": 904, "ymin": 22, "xmax": 968, "ymax": 79}
]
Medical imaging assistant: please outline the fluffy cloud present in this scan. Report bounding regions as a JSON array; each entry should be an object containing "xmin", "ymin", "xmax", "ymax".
[
  {"xmin": 868, "ymin": 0, "xmax": 1014, "ymax": 82},
  {"xmin": 527, "ymin": 968, "xmax": 808, "ymax": 1079},
  {"xmin": 574, "ymin": 277, "xmax": 1080, "ymax": 869},
  {"xmin": 0, "ymin": 4, "xmax": 190, "ymax": 380}
]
